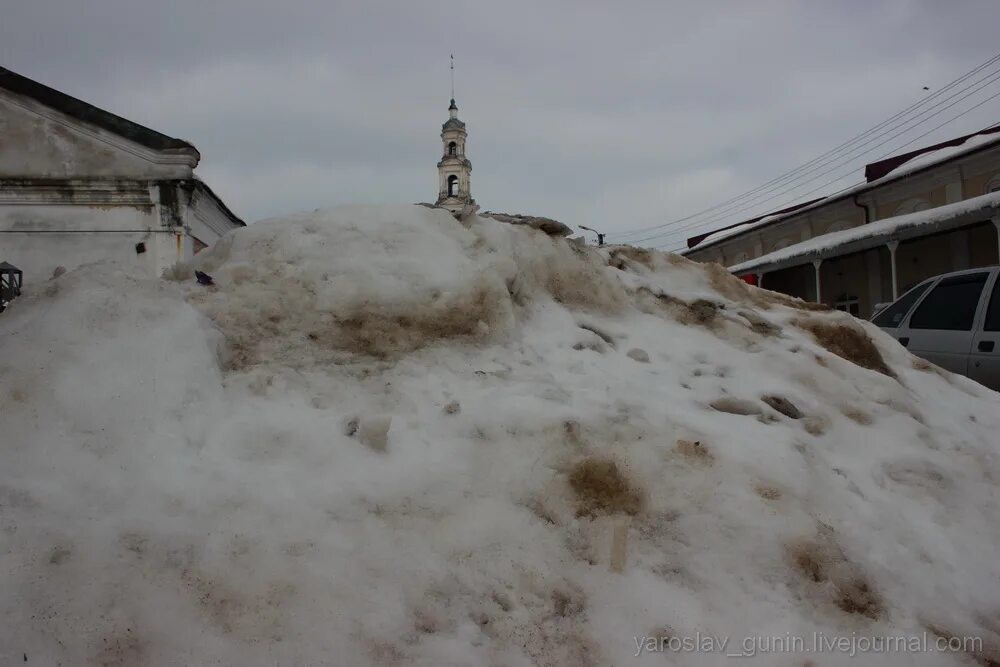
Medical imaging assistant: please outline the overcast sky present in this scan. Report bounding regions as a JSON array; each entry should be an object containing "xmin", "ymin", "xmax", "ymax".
[{"xmin": 3, "ymin": 1, "xmax": 1000, "ymax": 250}]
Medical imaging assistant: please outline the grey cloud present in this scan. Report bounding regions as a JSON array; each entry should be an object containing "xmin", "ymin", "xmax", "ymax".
[{"xmin": 3, "ymin": 0, "xmax": 999, "ymax": 249}]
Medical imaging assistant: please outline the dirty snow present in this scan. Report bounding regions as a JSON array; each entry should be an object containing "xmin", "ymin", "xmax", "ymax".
[{"xmin": 2, "ymin": 205, "xmax": 1000, "ymax": 666}]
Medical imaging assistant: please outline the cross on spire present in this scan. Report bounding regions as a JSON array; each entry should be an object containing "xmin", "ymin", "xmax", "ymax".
[{"xmin": 450, "ymin": 54, "xmax": 455, "ymax": 100}]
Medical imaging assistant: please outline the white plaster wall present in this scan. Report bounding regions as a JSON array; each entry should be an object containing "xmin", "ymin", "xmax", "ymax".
[
  {"xmin": 0, "ymin": 204, "xmax": 197, "ymax": 280},
  {"xmin": 0, "ymin": 204, "xmax": 159, "ymax": 280},
  {"xmin": 185, "ymin": 187, "xmax": 238, "ymax": 244},
  {"xmin": 0, "ymin": 203, "xmax": 152, "ymax": 233},
  {"xmin": 0, "ymin": 93, "xmax": 193, "ymax": 179}
]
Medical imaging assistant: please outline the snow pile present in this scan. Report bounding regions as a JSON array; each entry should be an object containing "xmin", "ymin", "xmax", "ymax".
[{"xmin": 3, "ymin": 205, "xmax": 1000, "ymax": 666}]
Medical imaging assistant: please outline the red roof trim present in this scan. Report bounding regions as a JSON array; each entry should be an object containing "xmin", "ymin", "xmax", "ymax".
[{"xmin": 863, "ymin": 124, "xmax": 1000, "ymax": 182}]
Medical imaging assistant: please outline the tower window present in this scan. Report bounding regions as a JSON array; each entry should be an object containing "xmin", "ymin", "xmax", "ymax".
[
  {"xmin": 448, "ymin": 175, "xmax": 459, "ymax": 197},
  {"xmin": 448, "ymin": 141, "xmax": 457, "ymax": 156}
]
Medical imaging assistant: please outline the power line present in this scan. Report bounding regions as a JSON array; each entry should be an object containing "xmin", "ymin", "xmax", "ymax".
[
  {"xmin": 611, "ymin": 51, "xmax": 1000, "ymax": 241},
  {"xmin": 622, "ymin": 62, "xmax": 1000, "ymax": 245},
  {"xmin": 608, "ymin": 50, "xmax": 1000, "ymax": 242},
  {"xmin": 636, "ymin": 66, "xmax": 1000, "ymax": 242},
  {"xmin": 632, "ymin": 73, "xmax": 1000, "ymax": 248},
  {"xmin": 653, "ymin": 88, "xmax": 1000, "ymax": 252}
]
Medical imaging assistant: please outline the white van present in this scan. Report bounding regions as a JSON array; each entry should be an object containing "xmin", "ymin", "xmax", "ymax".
[{"xmin": 872, "ymin": 266, "xmax": 1000, "ymax": 391}]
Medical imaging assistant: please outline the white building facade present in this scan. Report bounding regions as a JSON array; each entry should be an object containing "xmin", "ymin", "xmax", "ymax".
[{"xmin": 0, "ymin": 66, "xmax": 243, "ymax": 283}]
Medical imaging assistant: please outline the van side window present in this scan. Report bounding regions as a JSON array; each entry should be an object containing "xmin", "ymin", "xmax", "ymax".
[
  {"xmin": 872, "ymin": 281, "xmax": 932, "ymax": 328},
  {"xmin": 910, "ymin": 272, "xmax": 989, "ymax": 331},
  {"xmin": 985, "ymin": 276, "xmax": 1000, "ymax": 332}
]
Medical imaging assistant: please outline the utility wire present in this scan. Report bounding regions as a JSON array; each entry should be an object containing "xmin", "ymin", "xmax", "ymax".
[
  {"xmin": 608, "ymin": 50, "xmax": 1000, "ymax": 242},
  {"xmin": 636, "ymin": 66, "xmax": 1000, "ymax": 242},
  {"xmin": 631, "ymin": 72, "xmax": 1000, "ymax": 247},
  {"xmin": 622, "ymin": 63, "xmax": 1000, "ymax": 244},
  {"xmin": 652, "ymin": 87, "xmax": 1000, "ymax": 252}
]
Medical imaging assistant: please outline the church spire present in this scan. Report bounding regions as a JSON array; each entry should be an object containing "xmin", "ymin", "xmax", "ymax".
[
  {"xmin": 449, "ymin": 56, "xmax": 458, "ymax": 119},
  {"xmin": 435, "ymin": 57, "xmax": 475, "ymax": 215}
]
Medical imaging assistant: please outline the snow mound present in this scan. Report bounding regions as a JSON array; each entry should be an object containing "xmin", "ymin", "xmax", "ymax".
[
  {"xmin": 183, "ymin": 205, "xmax": 623, "ymax": 365},
  {"xmin": 3, "ymin": 204, "xmax": 1000, "ymax": 666}
]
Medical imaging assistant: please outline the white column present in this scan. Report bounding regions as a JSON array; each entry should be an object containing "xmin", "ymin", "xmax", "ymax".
[
  {"xmin": 993, "ymin": 216, "xmax": 1000, "ymax": 263},
  {"xmin": 756, "ymin": 272, "xmax": 763, "ymax": 289},
  {"xmin": 865, "ymin": 249, "xmax": 881, "ymax": 313},
  {"xmin": 949, "ymin": 231, "xmax": 970, "ymax": 270},
  {"xmin": 812, "ymin": 259, "xmax": 823, "ymax": 303},
  {"xmin": 887, "ymin": 240, "xmax": 899, "ymax": 300},
  {"xmin": 945, "ymin": 180, "xmax": 963, "ymax": 204}
]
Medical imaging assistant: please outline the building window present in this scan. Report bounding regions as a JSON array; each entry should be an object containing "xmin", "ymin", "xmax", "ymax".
[
  {"xmin": 893, "ymin": 198, "xmax": 931, "ymax": 216},
  {"xmin": 448, "ymin": 141, "xmax": 457, "ymax": 156},
  {"xmin": 985, "ymin": 174, "xmax": 1000, "ymax": 194},
  {"xmin": 448, "ymin": 175, "xmax": 459, "ymax": 197},
  {"xmin": 834, "ymin": 293, "xmax": 860, "ymax": 317},
  {"xmin": 826, "ymin": 220, "xmax": 851, "ymax": 234}
]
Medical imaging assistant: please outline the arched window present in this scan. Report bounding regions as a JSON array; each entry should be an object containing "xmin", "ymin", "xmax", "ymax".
[
  {"xmin": 447, "ymin": 175, "xmax": 459, "ymax": 197},
  {"xmin": 985, "ymin": 174, "xmax": 1000, "ymax": 194},
  {"xmin": 448, "ymin": 141, "xmax": 457, "ymax": 156},
  {"xmin": 893, "ymin": 198, "xmax": 931, "ymax": 216},
  {"xmin": 825, "ymin": 220, "xmax": 852, "ymax": 234}
]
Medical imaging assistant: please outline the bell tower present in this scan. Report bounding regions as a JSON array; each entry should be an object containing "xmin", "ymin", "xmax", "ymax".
[{"xmin": 436, "ymin": 58, "xmax": 475, "ymax": 214}]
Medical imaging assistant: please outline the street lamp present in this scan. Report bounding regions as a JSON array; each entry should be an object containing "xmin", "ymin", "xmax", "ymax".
[{"xmin": 578, "ymin": 225, "xmax": 606, "ymax": 246}]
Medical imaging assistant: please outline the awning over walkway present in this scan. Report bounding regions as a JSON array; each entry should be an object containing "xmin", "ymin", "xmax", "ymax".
[{"xmin": 729, "ymin": 190, "xmax": 1000, "ymax": 276}]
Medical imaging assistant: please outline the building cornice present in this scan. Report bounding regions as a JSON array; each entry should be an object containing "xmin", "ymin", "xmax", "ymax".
[
  {"xmin": 0, "ymin": 178, "xmax": 153, "ymax": 206},
  {"xmin": 0, "ymin": 89, "xmax": 199, "ymax": 169}
]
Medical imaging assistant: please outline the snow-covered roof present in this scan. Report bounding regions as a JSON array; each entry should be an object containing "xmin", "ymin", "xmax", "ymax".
[
  {"xmin": 686, "ymin": 125, "xmax": 1000, "ymax": 253},
  {"xmin": 864, "ymin": 125, "xmax": 1000, "ymax": 182},
  {"xmin": 729, "ymin": 189, "xmax": 1000, "ymax": 275}
]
